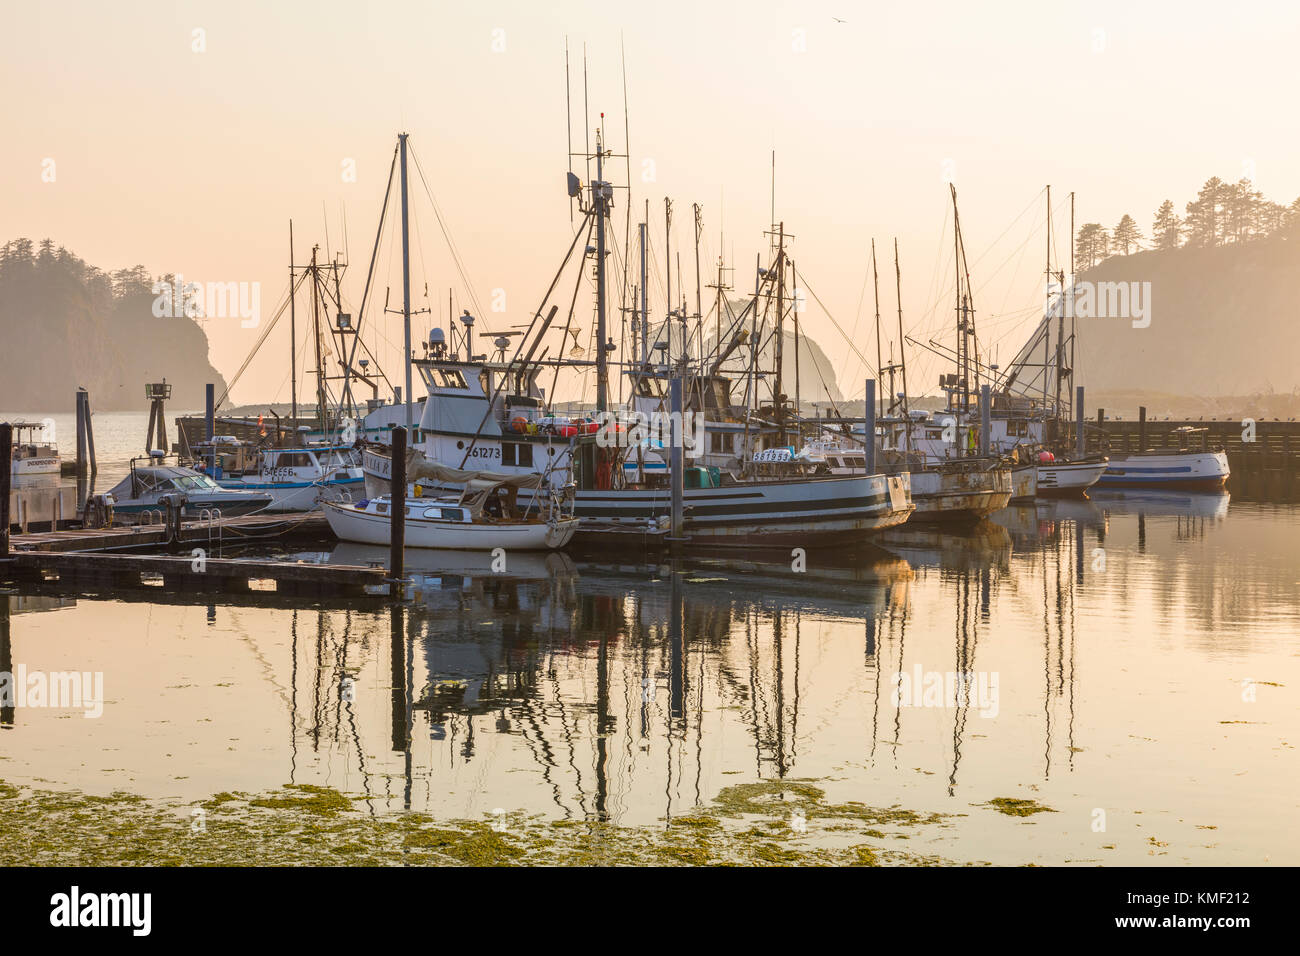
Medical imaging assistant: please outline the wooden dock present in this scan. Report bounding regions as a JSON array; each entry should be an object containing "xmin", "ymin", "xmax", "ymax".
[
  {"xmin": 3, "ymin": 551, "xmax": 387, "ymax": 598},
  {"xmin": 8, "ymin": 511, "xmax": 330, "ymax": 553}
]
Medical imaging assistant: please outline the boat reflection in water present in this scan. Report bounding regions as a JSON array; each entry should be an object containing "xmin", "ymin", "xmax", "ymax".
[{"xmin": 5, "ymin": 488, "xmax": 1294, "ymax": 865}]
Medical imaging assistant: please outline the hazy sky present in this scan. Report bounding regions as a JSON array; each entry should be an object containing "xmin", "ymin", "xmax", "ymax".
[{"xmin": 5, "ymin": 0, "xmax": 1298, "ymax": 406}]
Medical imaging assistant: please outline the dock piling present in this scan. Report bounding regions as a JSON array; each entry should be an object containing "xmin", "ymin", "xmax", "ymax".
[
  {"xmin": 1076, "ymin": 386, "xmax": 1086, "ymax": 457},
  {"xmin": 864, "ymin": 379, "xmax": 876, "ymax": 474},
  {"xmin": 1, "ymin": 422, "xmax": 11, "ymax": 559},
  {"xmin": 75, "ymin": 391, "xmax": 87, "ymax": 478},
  {"xmin": 205, "ymin": 384, "xmax": 216, "ymax": 472},
  {"xmin": 979, "ymin": 384, "xmax": 991, "ymax": 456},
  {"xmin": 389, "ymin": 425, "xmax": 406, "ymax": 598},
  {"xmin": 670, "ymin": 376, "xmax": 684, "ymax": 540},
  {"xmin": 1138, "ymin": 405, "xmax": 1147, "ymax": 452}
]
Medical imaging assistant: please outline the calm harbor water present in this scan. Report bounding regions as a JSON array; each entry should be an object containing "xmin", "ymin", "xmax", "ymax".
[{"xmin": 2, "ymin": 489, "xmax": 1296, "ymax": 865}]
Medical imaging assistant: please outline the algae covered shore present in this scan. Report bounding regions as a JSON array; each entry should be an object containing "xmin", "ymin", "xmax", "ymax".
[{"xmin": 0, "ymin": 777, "xmax": 1003, "ymax": 867}]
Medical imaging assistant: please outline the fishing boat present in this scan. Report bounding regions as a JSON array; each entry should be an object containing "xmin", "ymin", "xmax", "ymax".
[
  {"xmin": 913, "ymin": 187, "xmax": 1110, "ymax": 499},
  {"xmin": 9, "ymin": 422, "xmax": 60, "ymax": 476},
  {"xmin": 855, "ymin": 213, "xmax": 1014, "ymax": 523},
  {"xmin": 1096, "ymin": 427, "xmax": 1229, "ymax": 490},
  {"xmin": 322, "ymin": 468, "xmax": 578, "ymax": 551},
  {"xmin": 799, "ymin": 435, "xmax": 1009, "ymax": 523},
  {"xmin": 193, "ymin": 436, "xmax": 364, "ymax": 512},
  {"xmin": 351, "ymin": 130, "xmax": 914, "ymax": 545},
  {"xmin": 1030, "ymin": 451, "xmax": 1110, "ymax": 496},
  {"xmin": 103, "ymin": 453, "xmax": 274, "ymax": 519}
]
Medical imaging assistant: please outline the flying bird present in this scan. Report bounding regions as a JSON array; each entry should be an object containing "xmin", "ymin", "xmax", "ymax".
[{"xmin": 833, "ymin": 17, "xmax": 848, "ymax": 23}]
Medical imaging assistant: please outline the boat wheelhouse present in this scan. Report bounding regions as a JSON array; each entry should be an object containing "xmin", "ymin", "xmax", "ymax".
[{"xmin": 194, "ymin": 437, "xmax": 364, "ymax": 512}]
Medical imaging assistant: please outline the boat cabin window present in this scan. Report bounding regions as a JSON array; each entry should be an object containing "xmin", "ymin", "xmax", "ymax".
[
  {"xmin": 423, "ymin": 506, "xmax": 466, "ymax": 521},
  {"xmin": 375, "ymin": 502, "xmax": 388, "ymax": 514},
  {"xmin": 501, "ymin": 442, "xmax": 533, "ymax": 467},
  {"xmin": 270, "ymin": 452, "xmax": 313, "ymax": 468},
  {"xmin": 436, "ymin": 369, "xmax": 468, "ymax": 389},
  {"xmin": 709, "ymin": 432, "xmax": 731, "ymax": 453},
  {"xmin": 161, "ymin": 474, "xmax": 220, "ymax": 492}
]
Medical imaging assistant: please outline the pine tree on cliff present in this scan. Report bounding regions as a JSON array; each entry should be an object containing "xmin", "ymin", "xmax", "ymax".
[
  {"xmin": 1112, "ymin": 214, "xmax": 1142, "ymax": 254},
  {"xmin": 1074, "ymin": 223, "xmax": 1110, "ymax": 269},
  {"xmin": 1184, "ymin": 177, "xmax": 1228, "ymax": 247},
  {"xmin": 1152, "ymin": 200, "xmax": 1183, "ymax": 249}
]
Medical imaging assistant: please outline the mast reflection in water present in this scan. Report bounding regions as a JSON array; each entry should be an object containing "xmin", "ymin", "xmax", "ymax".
[{"xmin": 2, "ymin": 493, "xmax": 1297, "ymax": 864}]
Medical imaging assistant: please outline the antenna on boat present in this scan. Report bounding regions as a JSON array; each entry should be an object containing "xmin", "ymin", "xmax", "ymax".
[
  {"xmin": 289, "ymin": 219, "xmax": 298, "ymax": 423},
  {"xmin": 565, "ymin": 37, "xmax": 574, "ymax": 224}
]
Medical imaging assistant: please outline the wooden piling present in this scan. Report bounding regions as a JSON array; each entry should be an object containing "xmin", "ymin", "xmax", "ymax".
[
  {"xmin": 1, "ymin": 421, "xmax": 11, "ymax": 559},
  {"xmin": 389, "ymin": 425, "xmax": 406, "ymax": 598},
  {"xmin": 864, "ymin": 379, "xmax": 877, "ymax": 474}
]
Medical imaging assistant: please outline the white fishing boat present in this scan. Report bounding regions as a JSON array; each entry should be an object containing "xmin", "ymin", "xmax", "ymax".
[
  {"xmin": 195, "ymin": 437, "xmax": 364, "ymax": 512},
  {"xmin": 800, "ymin": 436, "xmax": 1008, "ymax": 523},
  {"xmin": 9, "ymin": 422, "xmax": 60, "ymax": 476},
  {"xmin": 323, "ymin": 468, "xmax": 578, "ymax": 551}
]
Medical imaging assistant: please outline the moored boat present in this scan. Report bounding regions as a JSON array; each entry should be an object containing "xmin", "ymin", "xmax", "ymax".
[
  {"xmin": 104, "ymin": 454, "xmax": 274, "ymax": 519},
  {"xmin": 323, "ymin": 471, "xmax": 578, "ymax": 551},
  {"xmin": 195, "ymin": 437, "xmax": 365, "ymax": 512},
  {"xmin": 1096, "ymin": 427, "xmax": 1229, "ymax": 491},
  {"xmin": 9, "ymin": 423, "xmax": 60, "ymax": 476}
]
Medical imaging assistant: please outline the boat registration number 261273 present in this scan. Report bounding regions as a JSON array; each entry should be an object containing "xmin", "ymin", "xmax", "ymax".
[{"xmin": 465, "ymin": 445, "xmax": 501, "ymax": 460}]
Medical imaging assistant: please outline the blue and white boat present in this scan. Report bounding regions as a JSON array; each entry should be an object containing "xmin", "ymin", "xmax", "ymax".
[
  {"xmin": 195, "ymin": 438, "xmax": 365, "ymax": 512},
  {"xmin": 1095, "ymin": 427, "xmax": 1230, "ymax": 491}
]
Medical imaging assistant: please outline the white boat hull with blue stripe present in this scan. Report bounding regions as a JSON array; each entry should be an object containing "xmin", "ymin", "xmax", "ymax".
[{"xmin": 1097, "ymin": 450, "xmax": 1229, "ymax": 491}]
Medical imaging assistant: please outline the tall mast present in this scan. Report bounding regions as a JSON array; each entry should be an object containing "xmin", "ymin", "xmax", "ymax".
[
  {"xmin": 792, "ymin": 258, "xmax": 800, "ymax": 426},
  {"xmin": 871, "ymin": 238, "xmax": 882, "ymax": 411},
  {"xmin": 399, "ymin": 132, "xmax": 413, "ymax": 430},
  {"xmin": 594, "ymin": 126, "xmax": 609, "ymax": 412},
  {"xmin": 310, "ymin": 245, "xmax": 327, "ymax": 433},
  {"xmin": 894, "ymin": 238, "xmax": 910, "ymax": 455},
  {"xmin": 1044, "ymin": 184, "xmax": 1052, "ymax": 417},
  {"xmin": 289, "ymin": 219, "xmax": 297, "ymax": 423},
  {"xmin": 639, "ymin": 219, "xmax": 648, "ymax": 365},
  {"xmin": 1069, "ymin": 190, "xmax": 1076, "ymax": 425},
  {"xmin": 693, "ymin": 203, "xmax": 703, "ymax": 375},
  {"xmin": 774, "ymin": 223, "xmax": 786, "ymax": 437},
  {"xmin": 664, "ymin": 198, "xmax": 672, "ymax": 359}
]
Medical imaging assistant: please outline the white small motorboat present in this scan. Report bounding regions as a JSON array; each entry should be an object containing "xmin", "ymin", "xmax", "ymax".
[
  {"xmin": 1097, "ymin": 427, "xmax": 1230, "ymax": 491},
  {"xmin": 9, "ymin": 422, "xmax": 60, "ymax": 476},
  {"xmin": 323, "ymin": 471, "xmax": 578, "ymax": 551},
  {"xmin": 104, "ymin": 453, "xmax": 274, "ymax": 519}
]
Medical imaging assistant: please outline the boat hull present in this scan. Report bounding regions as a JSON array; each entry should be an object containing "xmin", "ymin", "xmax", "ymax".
[
  {"xmin": 323, "ymin": 500, "xmax": 578, "ymax": 551},
  {"xmin": 575, "ymin": 474, "xmax": 914, "ymax": 542},
  {"xmin": 1097, "ymin": 451, "xmax": 1229, "ymax": 491},
  {"xmin": 1034, "ymin": 457, "xmax": 1109, "ymax": 496},
  {"xmin": 364, "ymin": 449, "xmax": 914, "ymax": 544},
  {"xmin": 1009, "ymin": 464, "xmax": 1038, "ymax": 501},
  {"xmin": 216, "ymin": 476, "xmax": 364, "ymax": 512},
  {"xmin": 11, "ymin": 456, "xmax": 60, "ymax": 476},
  {"xmin": 908, "ymin": 467, "xmax": 1012, "ymax": 523},
  {"xmin": 110, "ymin": 493, "xmax": 274, "ymax": 520}
]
